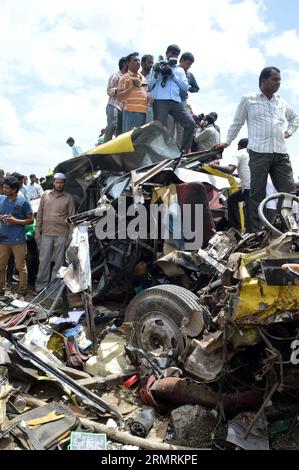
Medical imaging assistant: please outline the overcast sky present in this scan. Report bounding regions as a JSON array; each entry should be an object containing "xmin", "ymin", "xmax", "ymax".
[{"xmin": 1, "ymin": 0, "xmax": 299, "ymax": 178}]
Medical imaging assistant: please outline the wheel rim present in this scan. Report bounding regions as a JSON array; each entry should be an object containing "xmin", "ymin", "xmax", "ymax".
[{"xmin": 137, "ymin": 310, "xmax": 184, "ymax": 358}]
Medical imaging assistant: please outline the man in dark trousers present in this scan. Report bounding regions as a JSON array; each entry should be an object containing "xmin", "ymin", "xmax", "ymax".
[
  {"xmin": 0, "ymin": 176, "xmax": 33, "ymax": 296},
  {"xmin": 148, "ymin": 44, "xmax": 196, "ymax": 153},
  {"xmin": 215, "ymin": 67, "xmax": 299, "ymax": 232},
  {"xmin": 211, "ymin": 138, "xmax": 250, "ymax": 231},
  {"xmin": 35, "ymin": 173, "xmax": 75, "ymax": 292}
]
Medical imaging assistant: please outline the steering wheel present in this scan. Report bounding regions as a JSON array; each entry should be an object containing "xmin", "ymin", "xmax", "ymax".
[{"xmin": 258, "ymin": 192, "xmax": 299, "ymax": 236}]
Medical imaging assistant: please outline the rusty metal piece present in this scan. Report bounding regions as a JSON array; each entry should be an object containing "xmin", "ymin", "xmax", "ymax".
[
  {"xmin": 138, "ymin": 374, "xmax": 169, "ymax": 414},
  {"xmin": 150, "ymin": 376, "xmax": 263, "ymax": 414}
]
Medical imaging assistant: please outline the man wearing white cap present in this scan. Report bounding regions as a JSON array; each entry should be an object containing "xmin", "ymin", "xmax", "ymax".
[{"xmin": 35, "ymin": 173, "xmax": 75, "ymax": 292}]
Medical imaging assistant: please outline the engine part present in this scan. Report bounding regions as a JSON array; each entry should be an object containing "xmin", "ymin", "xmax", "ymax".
[
  {"xmin": 194, "ymin": 230, "xmax": 241, "ymax": 275},
  {"xmin": 125, "ymin": 345, "xmax": 163, "ymax": 378},
  {"xmin": 129, "ymin": 406, "xmax": 156, "ymax": 438},
  {"xmin": 204, "ymin": 230, "xmax": 241, "ymax": 262}
]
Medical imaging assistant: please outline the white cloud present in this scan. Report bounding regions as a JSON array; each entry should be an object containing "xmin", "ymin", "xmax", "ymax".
[
  {"xmin": 265, "ymin": 29, "xmax": 299, "ymax": 64},
  {"xmin": 0, "ymin": 97, "xmax": 25, "ymax": 147}
]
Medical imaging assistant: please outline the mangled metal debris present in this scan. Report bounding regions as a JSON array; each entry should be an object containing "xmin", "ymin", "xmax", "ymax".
[
  {"xmin": 0, "ymin": 328, "xmax": 123, "ymax": 423},
  {"xmin": 2, "ymin": 124, "xmax": 299, "ymax": 450}
]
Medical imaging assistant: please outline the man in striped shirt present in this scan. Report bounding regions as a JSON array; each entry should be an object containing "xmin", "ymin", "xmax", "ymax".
[
  {"xmin": 117, "ymin": 52, "xmax": 148, "ymax": 133},
  {"xmin": 104, "ymin": 57, "xmax": 128, "ymax": 142},
  {"xmin": 215, "ymin": 67, "xmax": 299, "ymax": 232}
]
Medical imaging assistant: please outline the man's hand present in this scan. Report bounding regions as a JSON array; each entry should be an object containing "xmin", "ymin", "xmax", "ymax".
[
  {"xmin": 148, "ymin": 96, "xmax": 154, "ymax": 105},
  {"xmin": 163, "ymin": 65, "xmax": 173, "ymax": 76},
  {"xmin": 284, "ymin": 131, "xmax": 292, "ymax": 139},
  {"xmin": 213, "ymin": 143, "xmax": 229, "ymax": 150},
  {"xmin": 132, "ymin": 78, "xmax": 142, "ymax": 87},
  {"xmin": 35, "ymin": 232, "xmax": 41, "ymax": 247},
  {"xmin": 35, "ymin": 227, "xmax": 41, "ymax": 240},
  {"xmin": 282, "ymin": 263, "xmax": 299, "ymax": 285},
  {"xmin": 4, "ymin": 215, "xmax": 18, "ymax": 224}
]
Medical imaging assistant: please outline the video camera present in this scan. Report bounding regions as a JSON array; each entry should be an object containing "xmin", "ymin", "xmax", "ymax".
[
  {"xmin": 193, "ymin": 113, "xmax": 205, "ymax": 126},
  {"xmin": 193, "ymin": 113, "xmax": 215, "ymax": 127},
  {"xmin": 155, "ymin": 55, "xmax": 178, "ymax": 87}
]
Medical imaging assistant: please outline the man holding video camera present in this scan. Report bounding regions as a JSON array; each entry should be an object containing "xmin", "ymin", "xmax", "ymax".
[{"xmin": 148, "ymin": 44, "xmax": 196, "ymax": 153}]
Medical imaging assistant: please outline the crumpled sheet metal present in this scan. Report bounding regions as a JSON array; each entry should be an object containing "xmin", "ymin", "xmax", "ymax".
[
  {"xmin": 174, "ymin": 167, "xmax": 231, "ymax": 190},
  {"xmin": 59, "ymin": 224, "xmax": 91, "ymax": 293},
  {"xmin": 54, "ymin": 122, "xmax": 180, "ymax": 211},
  {"xmin": 227, "ymin": 411, "xmax": 269, "ymax": 451},
  {"xmin": 0, "ymin": 328, "xmax": 123, "ymax": 423},
  {"xmin": 232, "ymin": 233, "xmax": 299, "ymax": 324},
  {"xmin": 180, "ymin": 309, "xmax": 205, "ymax": 339},
  {"xmin": 183, "ymin": 332, "xmax": 224, "ymax": 381},
  {"xmin": 235, "ymin": 232, "xmax": 299, "ymax": 280},
  {"xmin": 8, "ymin": 402, "xmax": 78, "ymax": 449},
  {"xmin": 55, "ymin": 122, "xmax": 180, "ymax": 183},
  {"xmin": 265, "ymin": 231, "xmax": 299, "ymax": 252},
  {"xmin": 233, "ymin": 277, "xmax": 299, "ymax": 324},
  {"xmin": 0, "ymin": 366, "xmax": 12, "ymax": 428},
  {"xmin": 155, "ymin": 251, "xmax": 198, "ymax": 278}
]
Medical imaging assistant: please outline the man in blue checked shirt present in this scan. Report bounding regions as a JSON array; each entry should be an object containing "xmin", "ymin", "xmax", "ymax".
[
  {"xmin": 0, "ymin": 176, "xmax": 33, "ymax": 296},
  {"xmin": 148, "ymin": 44, "xmax": 196, "ymax": 153}
]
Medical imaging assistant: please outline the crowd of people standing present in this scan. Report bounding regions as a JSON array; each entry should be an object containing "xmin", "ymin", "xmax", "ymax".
[
  {"xmin": 0, "ymin": 171, "xmax": 74, "ymax": 298},
  {"xmin": 1, "ymin": 44, "xmax": 299, "ymax": 299}
]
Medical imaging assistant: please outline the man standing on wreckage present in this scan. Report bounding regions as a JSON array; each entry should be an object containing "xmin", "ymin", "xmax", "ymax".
[{"xmin": 215, "ymin": 67, "xmax": 299, "ymax": 232}]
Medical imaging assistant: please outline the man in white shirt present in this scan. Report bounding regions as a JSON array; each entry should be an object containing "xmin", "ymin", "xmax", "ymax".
[
  {"xmin": 194, "ymin": 113, "xmax": 220, "ymax": 151},
  {"xmin": 211, "ymin": 138, "xmax": 250, "ymax": 231},
  {"xmin": 215, "ymin": 67, "xmax": 299, "ymax": 232},
  {"xmin": 27, "ymin": 174, "xmax": 43, "ymax": 201}
]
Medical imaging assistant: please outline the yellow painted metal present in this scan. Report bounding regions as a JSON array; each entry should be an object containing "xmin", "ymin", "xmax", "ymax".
[
  {"xmin": 151, "ymin": 184, "xmax": 177, "ymax": 205},
  {"xmin": 234, "ymin": 258, "xmax": 299, "ymax": 323},
  {"xmin": 202, "ymin": 164, "xmax": 245, "ymax": 232},
  {"xmin": 202, "ymin": 164, "xmax": 239, "ymax": 194},
  {"xmin": 81, "ymin": 131, "xmax": 134, "ymax": 156},
  {"xmin": 26, "ymin": 411, "xmax": 65, "ymax": 428}
]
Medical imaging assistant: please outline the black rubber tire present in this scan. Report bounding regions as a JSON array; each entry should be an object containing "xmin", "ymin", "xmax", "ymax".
[{"xmin": 124, "ymin": 284, "xmax": 201, "ymax": 357}]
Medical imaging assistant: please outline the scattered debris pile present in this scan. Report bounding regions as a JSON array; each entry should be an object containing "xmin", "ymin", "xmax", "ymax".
[{"xmin": 2, "ymin": 124, "xmax": 299, "ymax": 450}]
